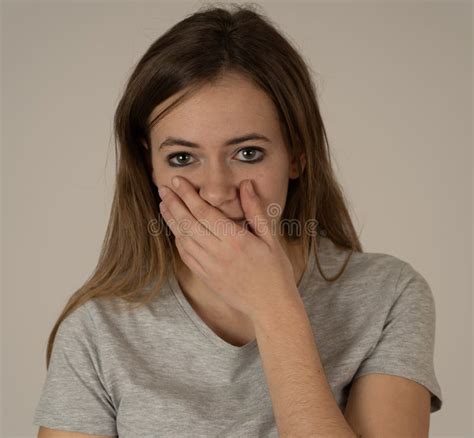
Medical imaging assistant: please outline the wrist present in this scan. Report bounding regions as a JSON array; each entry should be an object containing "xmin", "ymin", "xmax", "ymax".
[{"xmin": 252, "ymin": 287, "xmax": 307, "ymax": 332}]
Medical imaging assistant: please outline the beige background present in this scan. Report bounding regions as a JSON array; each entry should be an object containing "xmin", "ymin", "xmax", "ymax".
[{"xmin": 2, "ymin": 0, "xmax": 472, "ymax": 437}]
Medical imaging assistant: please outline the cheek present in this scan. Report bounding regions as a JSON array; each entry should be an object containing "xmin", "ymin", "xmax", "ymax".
[
  {"xmin": 253, "ymin": 174, "xmax": 289, "ymax": 219},
  {"xmin": 150, "ymin": 157, "xmax": 175, "ymax": 187}
]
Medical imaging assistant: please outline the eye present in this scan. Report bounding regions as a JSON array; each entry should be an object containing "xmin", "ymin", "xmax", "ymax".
[
  {"xmin": 167, "ymin": 152, "xmax": 195, "ymax": 167},
  {"xmin": 166, "ymin": 147, "xmax": 265, "ymax": 168},
  {"xmin": 235, "ymin": 147, "xmax": 265, "ymax": 163}
]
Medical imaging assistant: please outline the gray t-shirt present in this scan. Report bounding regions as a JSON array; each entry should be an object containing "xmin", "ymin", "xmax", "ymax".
[{"xmin": 32, "ymin": 235, "xmax": 443, "ymax": 437}]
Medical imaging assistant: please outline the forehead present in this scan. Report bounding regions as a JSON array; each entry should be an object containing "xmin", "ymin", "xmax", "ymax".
[{"xmin": 148, "ymin": 73, "xmax": 283, "ymax": 142}]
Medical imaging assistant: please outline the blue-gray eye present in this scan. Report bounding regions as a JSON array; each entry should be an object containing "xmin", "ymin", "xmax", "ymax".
[{"xmin": 166, "ymin": 147, "xmax": 265, "ymax": 168}]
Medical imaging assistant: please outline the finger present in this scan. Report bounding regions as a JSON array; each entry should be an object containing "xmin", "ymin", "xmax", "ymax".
[
  {"xmin": 159, "ymin": 184, "xmax": 220, "ymax": 247},
  {"xmin": 167, "ymin": 176, "xmax": 238, "ymax": 242},
  {"xmin": 175, "ymin": 237, "xmax": 209, "ymax": 281},
  {"xmin": 240, "ymin": 179, "xmax": 276, "ymax": 245},
  {"xmin": 161, "ymin": 203, "xmax": 214, "ymax": 266}
]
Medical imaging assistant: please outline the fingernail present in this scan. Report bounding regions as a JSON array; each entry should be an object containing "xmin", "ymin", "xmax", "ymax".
[{"xmin": 158, "ymin": 186, "xmax": 170, "ymax": 198}]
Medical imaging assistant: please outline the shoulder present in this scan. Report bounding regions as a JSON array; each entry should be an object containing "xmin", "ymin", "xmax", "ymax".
[
  {"xmin": 351, "ymin": 249, "xmax": 434, "ymax": 304},
  {"xmin": 317, "ymin": 236, "xmax": 407, "ymax": 288},
  {"xmin": 56, "ymin": 300, "xmax": 95, "ymax": 337},
  {"xmin": 335, "ymin": 246, "xmax": 437, "ymax": 334},
  {"xmin": 314, "ymin": 237, "xmax": 435, "ymax": 309}
]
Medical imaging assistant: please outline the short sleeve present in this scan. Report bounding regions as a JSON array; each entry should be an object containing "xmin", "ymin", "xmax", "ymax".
[
  {"xmin": 32, "ymin": 302, "xmax": 118, "ymax": 435},
  {"xmin": 353, "ymin": 261, "xmax": 443, "ymax": 413}
]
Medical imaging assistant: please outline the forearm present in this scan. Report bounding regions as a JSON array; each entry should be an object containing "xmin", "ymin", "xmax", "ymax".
[{"xmin": 253, "ymin": 290, "xmax": 357, "ymax": 438}]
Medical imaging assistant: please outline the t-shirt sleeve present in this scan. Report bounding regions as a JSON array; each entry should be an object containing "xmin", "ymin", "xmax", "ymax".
[
  {"xmin": 32, "ymin": 302, "xmax": 118, "ymax": 435},
  {"xmin": 353, "ymin": 261, "xmax": 443, "ymax": 413}
]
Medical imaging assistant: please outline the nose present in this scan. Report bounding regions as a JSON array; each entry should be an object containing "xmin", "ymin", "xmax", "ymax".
[{"xmin": 197, "ymin": 168, "xmax": 242, "ymax": 210}]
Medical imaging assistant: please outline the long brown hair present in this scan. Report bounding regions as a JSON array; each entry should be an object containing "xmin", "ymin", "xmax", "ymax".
[{"xmin": 44, "ymin": 3, "xmax": 362, "ymax": 369}]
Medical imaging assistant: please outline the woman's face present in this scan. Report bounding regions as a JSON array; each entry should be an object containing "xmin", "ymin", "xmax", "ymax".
[{"xmin": 148, "ymin": 71, "xmax": 304, "ymax": 234}]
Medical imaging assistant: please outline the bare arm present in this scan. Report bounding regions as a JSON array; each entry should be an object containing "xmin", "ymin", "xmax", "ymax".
[
  {"xmin": 253, "ymin": 291, "xmax": 357, "ymax": 438},
  {"xmin": 38, "ymin": 426, "xmax": 116, "ymax": 438}
]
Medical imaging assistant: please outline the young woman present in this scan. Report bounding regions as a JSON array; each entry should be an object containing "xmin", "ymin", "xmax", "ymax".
[{"xmin": 33, "ymin": 4, "xmax": 443, "ymax": 437}]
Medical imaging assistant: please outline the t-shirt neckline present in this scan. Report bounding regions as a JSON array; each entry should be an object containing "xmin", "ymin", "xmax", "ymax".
[{"xmin": 167, "ymin": 240, "xmax": 316, "ymax": 354}]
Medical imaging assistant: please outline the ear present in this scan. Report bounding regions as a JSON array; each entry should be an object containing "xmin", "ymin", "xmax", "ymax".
[
  {"xmin": 141, "ymin": 139, "xmax": 158, "ymax": 187},
  {"xmin": 289, "ymin": 152, "xmax": 306, "ymax": 179},
  {"xmin": 142, "ymin": 139, "xmax": 150, "ymax": 151}
]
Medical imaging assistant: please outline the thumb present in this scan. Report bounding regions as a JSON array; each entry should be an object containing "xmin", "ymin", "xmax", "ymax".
[{"xmin": 241, "ymin": 179, "xmax": 273, "ymax": 242}]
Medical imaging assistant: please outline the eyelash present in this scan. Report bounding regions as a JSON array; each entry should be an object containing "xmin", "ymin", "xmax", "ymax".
[{"xmin": 165, "ymin": 147, "xmax": 265, "ymax": 168}]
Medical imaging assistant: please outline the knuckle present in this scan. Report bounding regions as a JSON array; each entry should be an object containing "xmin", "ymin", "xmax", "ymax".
[{"xmin": 195, "ymin": 202, "xmax": 209, "ymax": 217}]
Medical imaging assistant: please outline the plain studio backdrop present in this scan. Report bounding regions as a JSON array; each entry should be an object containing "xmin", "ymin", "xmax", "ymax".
[{"xmin": 1, "ymin": 0, "xmax": 472, "ymax": 437}]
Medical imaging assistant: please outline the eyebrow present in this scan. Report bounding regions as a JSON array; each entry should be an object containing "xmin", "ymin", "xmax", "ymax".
[{"xmin": 158, "ymin": 133, "xmax": 271, "ymax": 150}]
